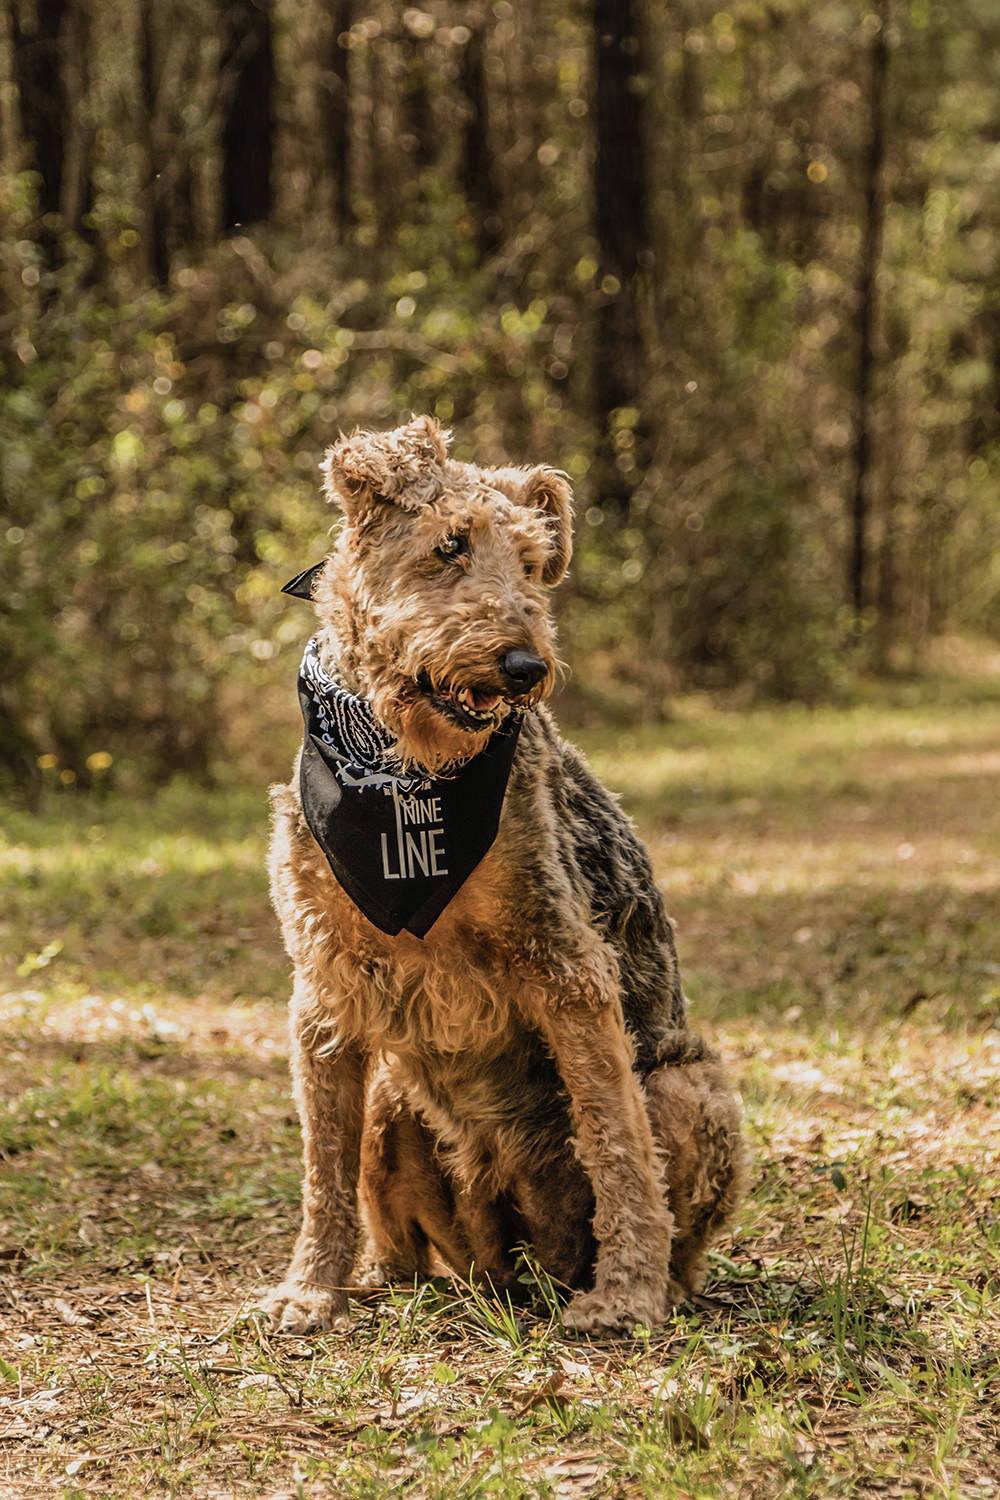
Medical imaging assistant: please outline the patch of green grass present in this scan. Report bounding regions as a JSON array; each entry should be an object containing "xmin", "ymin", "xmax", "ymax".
[
  {"xmin": 1, "ymin": 685, "xmax": 998, "ymax": 1495},
  {"xmin": 1, "ymin": 783, "xmax": 287, "ymax": 1004}
]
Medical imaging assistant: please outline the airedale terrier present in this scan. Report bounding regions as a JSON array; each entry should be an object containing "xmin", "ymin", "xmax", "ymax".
[{"xmin": 262, "ymin": 415, "xmax": 746, "ymax": 1335}]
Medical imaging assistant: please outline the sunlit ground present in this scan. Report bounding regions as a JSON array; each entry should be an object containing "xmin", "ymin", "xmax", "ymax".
[{"xmin": 1, "ymin": 681, "xmax": 998, "ymax": 1497}]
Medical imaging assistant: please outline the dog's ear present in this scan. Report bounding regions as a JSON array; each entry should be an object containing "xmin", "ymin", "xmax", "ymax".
[
  {"xmin": 321, "ymin": 415, "xmax": 450, "ymax": 516},
  {"xmin": 517, "ymin": 467, "xmax": 574, "ymax": 586}
]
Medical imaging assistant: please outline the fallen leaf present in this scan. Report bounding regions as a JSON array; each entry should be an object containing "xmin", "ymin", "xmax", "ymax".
[
  {"xmin": 65, "ymin": 1454, "xmax": 99, "ymax": 1477},
  {"xmin": 515, "ymin": 1369, "xmax": 566, "ymax": 1412},
  {"xmin": 50, "ymin": 1299, "xmax": 93, "ymax": 1328}
]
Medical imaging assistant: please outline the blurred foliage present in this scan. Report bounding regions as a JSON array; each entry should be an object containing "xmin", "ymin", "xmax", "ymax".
[{"xmin": 1, "ymin": 0, "xmax": 999, "ymax": 787}]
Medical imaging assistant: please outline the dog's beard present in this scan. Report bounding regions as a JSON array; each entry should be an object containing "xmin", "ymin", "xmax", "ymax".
[
  {"xmin": 384, "ymin": 691, "xmax": 498, "ymax": 774},
  {"xmin": 357, "ymin": 624, "xmax": 555, "ymax": 774},
  {"xmin": 368, "ymin": 667, "xmax": 550, "ymax": 774}
]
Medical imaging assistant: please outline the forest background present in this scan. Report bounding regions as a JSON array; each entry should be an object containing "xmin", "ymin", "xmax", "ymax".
[
  {"xmin": 2, "ymin": 0, "xmax": 999, "ymax": 791},
  {"xmin": 2, "ymin": 7, "xmax": 1000, "ymax": 1495}
]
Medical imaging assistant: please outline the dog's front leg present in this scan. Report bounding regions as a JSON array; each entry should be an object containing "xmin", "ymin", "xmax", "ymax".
[
  {"xmin": 260, "ymin": 996, "xmax": 368, "ymax": 1334},
  {"xmin": 530, "ymin": 965, "xmax": 675, "ymax": 1334}
]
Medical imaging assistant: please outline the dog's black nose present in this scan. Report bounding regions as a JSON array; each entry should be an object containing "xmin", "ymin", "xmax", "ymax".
[{"xmin": 500, "ymin": 649, "xmax": 548, "ymax": 693}]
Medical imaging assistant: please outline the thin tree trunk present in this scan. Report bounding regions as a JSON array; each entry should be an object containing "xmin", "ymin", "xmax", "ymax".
[
  {"xmin": 10, "ymin": 0, "xmax": 67, "ymax": 234},
  {"xmin": 173, "ymin": 161, "xmax": 196, "ymax": 248},
  {"xmin": 139, "ymin": 0, "xmax": 169, "ymax": 282},
  {"xmin": 220, "ymin": 0, "xmax": 274, "ymax": 230},
  {"xmin": 458, "ymin": 20, "xmax": 500, "ymax": 259},
  {"xmin": 848, "ymin": 3, "xmax": 888, "ymax": 624},
  {"xmin": 875, "ymin": 399, "xmax": 899, "ymax": 669},
  {"xmin": 592, "ymin": 0, "xmax": 650, "ymax": 514},
  {"xmin": 503, "ymin": 0, "xmax": 541, "ymax": 217},
  {"xmin": 367, "ymin": 32, "xmax": 394, "ymax": 245},
  {"xmin": 400, "ymin": 31, "xmax": 433, "ymax": 175},
  {"xmin": 60, "ymin": 0, "xmax": 94, "ymax": 238},
  {"xmin": 325, "ymin": 0, "xmax": 354, "ymax": 237}
]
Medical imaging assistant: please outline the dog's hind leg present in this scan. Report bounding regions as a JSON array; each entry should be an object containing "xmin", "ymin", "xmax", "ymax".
[
  {"xmin": 642, "ymin": 1043, "xmax": 748, "ymax": 1300},
  {"xmin": 358, "ymin": 1073, "xmax": 519, "ymax": 1290},
  {"xmin": 358, "ymin": 1072, "xmax": 475, "ymax": 1284}
]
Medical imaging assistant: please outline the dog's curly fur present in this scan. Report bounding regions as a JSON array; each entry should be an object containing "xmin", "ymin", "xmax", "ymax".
[{"xmin": 262, "ymin": 416, "xmax": 747, "ymax": 1335}]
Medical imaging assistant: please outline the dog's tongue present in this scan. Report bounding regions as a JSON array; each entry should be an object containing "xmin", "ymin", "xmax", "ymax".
[{"xmin": 457, "ymin": 686, "xmax": 501, "ymax": 712}]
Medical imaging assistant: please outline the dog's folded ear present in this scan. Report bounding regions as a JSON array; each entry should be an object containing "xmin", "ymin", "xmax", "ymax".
[
  {"xmin": 322, "ymin": 415, "xmax": 450, "ymax": 515},
  {"xmin": 516, "ymin": 467, "xmax": 574, "ymax": 586}
]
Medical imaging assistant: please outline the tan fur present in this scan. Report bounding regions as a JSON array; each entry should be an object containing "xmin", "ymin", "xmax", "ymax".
[{"xmin": 260, "ymin": 417, "xmax": 747, "ymax": 1337}]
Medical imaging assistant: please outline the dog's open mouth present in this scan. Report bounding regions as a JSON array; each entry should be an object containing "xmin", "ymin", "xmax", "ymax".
[{"xmin": 415, "ymin": 671, "xmax": 505, "ymax": 732}]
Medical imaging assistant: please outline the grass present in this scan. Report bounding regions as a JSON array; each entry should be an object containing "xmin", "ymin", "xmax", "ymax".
[{"xmin": 1, "ymin": 680, "xmax": 998, "ymax": 1497}]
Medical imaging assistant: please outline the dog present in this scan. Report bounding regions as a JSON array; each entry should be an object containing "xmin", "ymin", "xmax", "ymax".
[{"xmin": 262, "ymin": 415, "xmax": 746, "ymax": 1335}]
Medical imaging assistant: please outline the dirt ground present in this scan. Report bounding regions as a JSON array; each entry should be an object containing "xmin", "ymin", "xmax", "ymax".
[{"xmin": 2, "ymin": 681, "xmax": 998, "ymax": 1497}]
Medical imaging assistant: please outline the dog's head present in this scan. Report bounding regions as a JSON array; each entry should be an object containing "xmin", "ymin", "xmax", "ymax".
[{"xmin": 313, "ymin": 416, "xmax": 572, "ymax": 771}]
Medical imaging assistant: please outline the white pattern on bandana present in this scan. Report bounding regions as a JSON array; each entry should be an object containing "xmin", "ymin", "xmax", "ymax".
[{"xmin": 299, "ymin": 636, "xmax": 431, "ymax": 796}]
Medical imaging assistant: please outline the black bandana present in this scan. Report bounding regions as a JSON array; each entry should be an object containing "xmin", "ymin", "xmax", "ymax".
[{"xmin": 292, "ymin": 634, "xmax": 521, "ymax": 938}]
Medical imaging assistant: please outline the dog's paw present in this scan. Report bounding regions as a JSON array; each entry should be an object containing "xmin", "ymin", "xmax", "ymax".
[
  {"xmin": 562, "ymin": 1283, "xmax": 670, "ymax": 1337},
  {"xmin": 352, "ymin": 1260, "xmax": 390, "ymax": 1290},
  {"xmin": 257, "ymin": 1281, "xmax": 350, "ymax": 1335},
  {"xmin": 353, "ymin": 1255, "xmax": 423, "ymax": 1289}
]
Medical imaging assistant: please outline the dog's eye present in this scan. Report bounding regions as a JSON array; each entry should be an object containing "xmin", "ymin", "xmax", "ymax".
[{"xmin": 435, "ymin": 534, "xmax": 469, "ymax": 563}]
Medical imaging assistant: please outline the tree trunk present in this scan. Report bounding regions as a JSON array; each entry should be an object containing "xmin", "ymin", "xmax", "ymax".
[
  {"xmin": 848, "ymin": 3, "xmax": 888, "ymax": 625},
  {"xmin": 173, "ymin": 161, "xmax": 196, "ymax": 248},
  {"xmin": 10, "ymin": 0, "xmax": 67, "ymax": 227},
  {"xmin": 325, "ymin": 0, "xmax": 354, "ymax": 237},
  {"xmin": 60, "ymin": 0, "xmax": 94, "ymax": 239},
  {"xmin": 458, "ymin": 21, "xmax": 500, "ymax": 259},
  {"xmin": 220, "ymin": 0, "xmax": 274, "ymax": 230},
  {"xmin": 591, "ymin": 0, "xmax": 650, "ymax": 513},
  {"xmin": 366, "ymin": 31, "xmax": 395, "ymax": 246},
  {"xmin": 139, "ymin": 0, "xmax": 169, "ymax": 282},
  {"xmin": 400, "ymin": 27, "xmax": 433, "ymax": 176}
]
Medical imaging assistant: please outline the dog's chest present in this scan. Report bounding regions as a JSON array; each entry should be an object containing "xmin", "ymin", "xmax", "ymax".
[
  {"xmin": 318, "ymin": 897, "xmax": 524, "ymax": 1057},
  {"xmin": 273, "ymin": 794, "xmax": 551, "ymax": 1062},
  {"xmin": 371, "ymin": 943, "xmax": 520, "ymax": 1055}
]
